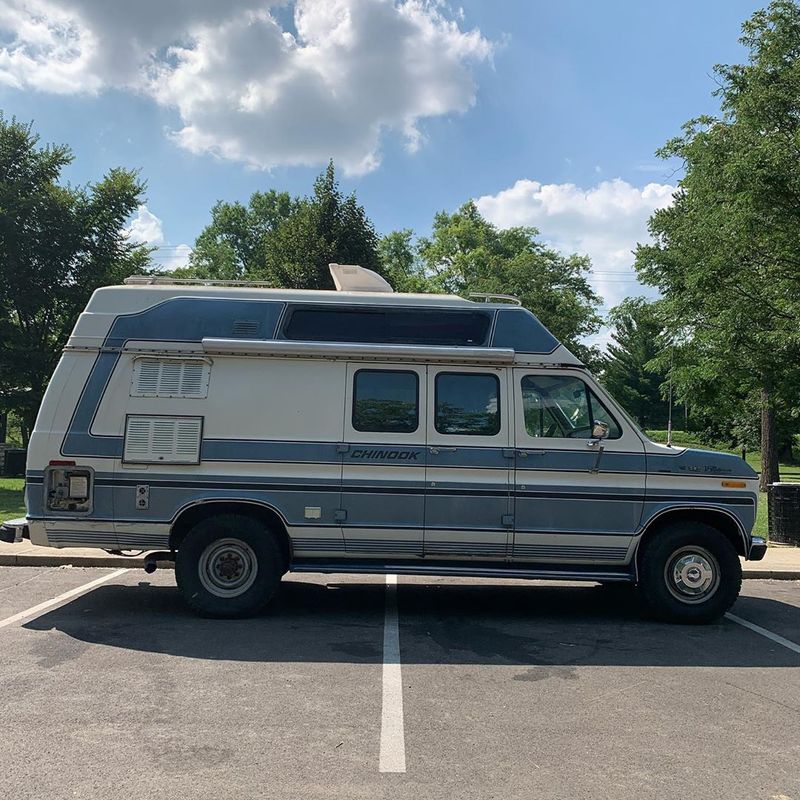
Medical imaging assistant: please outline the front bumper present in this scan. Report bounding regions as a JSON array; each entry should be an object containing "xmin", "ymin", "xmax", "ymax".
[
  {"xmin": 748, "ymin": 536, "xmax": 767, "ymax": 561},
  {"xmin": 0, "ymin": 518, "xmax": 29, "ymax": 544}
]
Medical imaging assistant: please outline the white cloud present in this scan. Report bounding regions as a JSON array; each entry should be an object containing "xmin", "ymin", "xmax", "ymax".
[
  {"xmin": 155, "ymin": 244, "xmax": 193, "ymax": 272},
  {"xmin": 475, "ymin": 178, "xmax": 675, "ymax": 317},
  {"xmin": 125, "ymin": 205, "xmax": 191, "ymax": 271},
  {"xmin": 125, "ymin": 204, "xmax": 164, "ymax": 246},
  {"xmin": 0, "ymin": 0, "xmax": 492, "ymax": 174}
]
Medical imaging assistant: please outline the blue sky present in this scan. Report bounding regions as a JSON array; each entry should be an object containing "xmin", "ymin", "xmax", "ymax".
[{"xmin": 0, "ymin": 0, "xmax": 762, "ymax": 318}]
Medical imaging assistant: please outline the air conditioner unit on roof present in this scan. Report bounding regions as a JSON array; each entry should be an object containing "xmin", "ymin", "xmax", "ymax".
[{"xmin": 329, "ymin": 263, "xmax": 394, "ymax": 293}]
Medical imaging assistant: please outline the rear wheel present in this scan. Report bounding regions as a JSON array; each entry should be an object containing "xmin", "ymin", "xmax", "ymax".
[
  {"xmin": 175, "ymin": 513, "xmax": 284, "ymax": 618},
  {"xmin": 638, "ymin": 521, "xmax": 741, "ymax": 624}
]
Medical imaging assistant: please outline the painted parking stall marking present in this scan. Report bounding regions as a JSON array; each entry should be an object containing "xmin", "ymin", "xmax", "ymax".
[
  {"xmin": 0, "ymin": 568, "xmax": 128, "ymax": 629},
  {"xmin": 379, "ymin": 574, "xmax": 406, "ymax": 773},
  {"xmin": 725, "ymin": 612, "xmax": 800, "ymax": 655}
]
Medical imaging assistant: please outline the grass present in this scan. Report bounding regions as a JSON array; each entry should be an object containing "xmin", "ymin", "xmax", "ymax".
[{"xmin": 0, "ymin": 478, "xmax": 25, "ymax": 520}]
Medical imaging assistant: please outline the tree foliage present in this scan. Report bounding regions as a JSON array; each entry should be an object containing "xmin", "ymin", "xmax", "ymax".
[
  {"xmin": 635, "ymin": 0, "xmax": 800, "ymax": 487},
  {"xmin": 0, "ymin": 116, "xmax": 149, "ymax": 438},
  {"xmin": 414, "ymin": 201, "xmax": 603, "ymax": 365},
  {"xmin": 601, "ymin": 297, "xmax": 670, "ymax": 429},
  {"xmin": 188, "ymin": 190, "xmax": 296, "ymax": 280},
  {"xmin": 184, "ymin": 161, "xmax": 382, "ymax": 289}
]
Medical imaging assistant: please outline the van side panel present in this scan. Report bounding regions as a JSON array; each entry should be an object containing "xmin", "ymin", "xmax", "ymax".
[{"xmin": 94, "ymin": 354, "xmax": 348, "ymax": 555}]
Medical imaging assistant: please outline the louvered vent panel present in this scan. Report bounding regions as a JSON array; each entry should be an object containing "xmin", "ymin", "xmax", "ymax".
[
  {"xmin": 233, "ymin": 320, "xmax": 260, "ymax": 337},
  {"xmin": 131, "ymin": 359, "xmax": 210, "ymax": 398},
  {"xmin": 123, "ymin": 416, "xmax": 202, "ymax": 464}
]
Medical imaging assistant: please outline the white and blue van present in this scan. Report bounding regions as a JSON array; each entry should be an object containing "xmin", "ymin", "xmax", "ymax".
[{"xmin": 1, "ymin": 264, "xmax": 766, "ymax": 621}]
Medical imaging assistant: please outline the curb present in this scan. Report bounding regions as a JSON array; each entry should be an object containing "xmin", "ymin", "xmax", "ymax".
[
  {"xmin": 740, "ymin": 570, "xmax": 800, "ymax": 580},
  {"xmin": 0, "ymin": 554, "xmax": 797, "ymax": 579}
]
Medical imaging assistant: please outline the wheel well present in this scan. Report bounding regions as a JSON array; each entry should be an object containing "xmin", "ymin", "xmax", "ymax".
[
  {"xmin": 636, "ymin": 508, "xmax": 747, "ymax": 561},
  {"xmin": 170, "ymin": 501, "xmax": 291, "ymax": 569}
]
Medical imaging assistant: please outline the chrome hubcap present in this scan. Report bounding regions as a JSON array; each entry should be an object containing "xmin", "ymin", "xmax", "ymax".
[
  {"xmin": 665, "ymin": 547, "xmax": 719, "ymax": 604},
  {"xmin": 198, "ymin": 538, "xmax": 258, "ymax": 598}
]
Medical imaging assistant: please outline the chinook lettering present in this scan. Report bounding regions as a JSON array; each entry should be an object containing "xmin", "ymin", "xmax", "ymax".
[{"xmin": 350, "ymin": 449, "xmax": 421, "ymax": 461}]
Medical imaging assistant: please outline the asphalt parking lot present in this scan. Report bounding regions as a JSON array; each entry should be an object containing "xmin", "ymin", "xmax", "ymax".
[{"xmin": 0, "ymin": 567, "xmax": 798, "ymax": 800}]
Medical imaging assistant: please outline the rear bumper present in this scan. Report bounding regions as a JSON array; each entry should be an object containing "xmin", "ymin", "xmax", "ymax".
[
  {"xmin": 0, "ymin": 518, "xmax": 29, "ymax": 544},
  {"xmin": 748, "ymin": 536, "xmax": 767, "ymax": 561}
]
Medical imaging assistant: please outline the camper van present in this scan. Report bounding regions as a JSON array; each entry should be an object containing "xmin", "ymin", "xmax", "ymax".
[{"xmin": 1, "ymin": 264, "xmax": 766, "ymax": 622}]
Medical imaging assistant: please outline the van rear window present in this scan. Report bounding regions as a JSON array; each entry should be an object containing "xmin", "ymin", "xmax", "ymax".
[{"xmin": 283, "ymin": 307, "xmax": 492, "ymax": 346}]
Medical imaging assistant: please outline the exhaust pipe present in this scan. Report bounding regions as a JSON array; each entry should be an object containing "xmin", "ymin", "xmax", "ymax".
[{"xmin": 143, "ymin": 551, "xmax": 176, "ymax": 574}]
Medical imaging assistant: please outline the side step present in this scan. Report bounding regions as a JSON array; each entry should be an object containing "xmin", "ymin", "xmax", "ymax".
[{"xmin": 290, "ymin": 559, "xmax": 634, "ymax": 583}]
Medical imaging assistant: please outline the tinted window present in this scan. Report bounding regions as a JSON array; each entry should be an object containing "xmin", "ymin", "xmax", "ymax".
[
  {"xmin": 284, "ymin": 307, "xmax": 492, "ymax": 346},
  {"xmin": 521, "ymin": 375, "xmax": 621, "ymax": 439},
  {"xmin": 435, "ymin": 373, "xmax": 500, "ymax": 436},
  {"xmin": 491, "ymin": 308, "xmax": 560, "ymax": 354},
  {"xmin": 353, "ymin": 370, "xmax": 419, "ymax": 433}
]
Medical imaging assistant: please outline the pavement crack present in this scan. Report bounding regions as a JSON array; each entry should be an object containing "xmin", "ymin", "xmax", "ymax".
[{"xmin": 719, "ymin": 679, "xmax": 800, "ymax": 715}]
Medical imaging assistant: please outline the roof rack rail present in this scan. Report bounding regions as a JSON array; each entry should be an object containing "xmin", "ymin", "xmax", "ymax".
[
  {"xmin": 123, "ymin": 276, "xmax": 273, "ymax": 288},
  {"xmin": 468, "ymin": 292, "xmax": 522, "ymax": 306}
]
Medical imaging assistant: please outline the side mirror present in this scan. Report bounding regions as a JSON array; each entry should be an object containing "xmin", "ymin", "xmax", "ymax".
[{"xmin": 592, "ymin": 421, "xmax": 609, "ymax": 440}]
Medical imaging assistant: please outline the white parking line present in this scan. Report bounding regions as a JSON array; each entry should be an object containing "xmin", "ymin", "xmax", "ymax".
[
  {"xmin": 725, "ymin": 612, "xmax": 800, "ymax": 655},
  {"xmin": 379, "ymin": 574, "xmax": 406, "ymax": 773},
  {"xmin": 0, "ymin": 569, "xmax": 128, "ymax": 629}
]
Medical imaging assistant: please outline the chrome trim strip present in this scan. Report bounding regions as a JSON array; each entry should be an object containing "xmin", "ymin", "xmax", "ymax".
[
  {"xmin": 201, "ymin": 338, "xmax": 517, "ymax": 364},
  {"xmin": 290, "ymin": 562, "xmax": 633, "ymax": 582}
]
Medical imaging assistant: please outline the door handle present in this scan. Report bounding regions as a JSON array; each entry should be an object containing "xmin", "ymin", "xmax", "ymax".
[
  {"xmin": 517, "ymin": 449, "xmax": 546, "ymax": 457},
  {"xmin": 430, "ymin": 446, "xmax": 457, "ymax": 454}
]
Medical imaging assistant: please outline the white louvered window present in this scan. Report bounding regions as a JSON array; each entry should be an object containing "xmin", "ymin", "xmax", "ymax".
[
  {"xmin": 123, "ymin": 416, "xmax": 203, "ymax": 464},
  {"xmin": 131, "ymin": 359, "xmax": 210, "ymax": 398}
]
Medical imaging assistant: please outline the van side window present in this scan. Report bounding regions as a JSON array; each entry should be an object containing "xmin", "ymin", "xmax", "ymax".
[
  {"xmin": 521, "ymin": 375, "xmax": 621, "ymax": 439},
  {"xmin": 353, "ymin": 370, "xmax": 419, "ymax": 433},
  {"xmin": 435, "ymin": 373, "xmax": 500, "ymax": 436},
  {"xmin": 284, "ymin": 307, "xmax": 491, "ymax": 346}
]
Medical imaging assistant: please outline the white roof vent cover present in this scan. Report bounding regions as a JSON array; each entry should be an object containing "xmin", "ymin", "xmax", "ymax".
[{"xmin": 329, "ymin": 263, "xmax": 394, "ymax": 293}]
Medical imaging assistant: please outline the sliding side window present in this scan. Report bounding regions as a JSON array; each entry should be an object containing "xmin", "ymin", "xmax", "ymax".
[
  {"xmin": 435, "ymin": 373, "xmax": 500, "ymax": 436},
  {"xmin": 352, "ymin": 370, "xmax": 419, "ymax": 433}
]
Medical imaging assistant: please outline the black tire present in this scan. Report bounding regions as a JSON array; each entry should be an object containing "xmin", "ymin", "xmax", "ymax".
[
  {"xmin": 175, "ymin": 513, "xmax": 284, "ymax": 618},
  {"xmin": 638, "ymin": 521, "xmax": 741, "ymax": 624}
]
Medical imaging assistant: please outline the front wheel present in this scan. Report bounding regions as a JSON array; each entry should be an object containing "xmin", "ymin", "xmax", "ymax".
[
  {"xmin": 638, "ymin": 521, "xmax": 742, "ymax": 624},
  {"xmin": 175, "ymin": 514, "xmax": 284, "ymax": 618}
]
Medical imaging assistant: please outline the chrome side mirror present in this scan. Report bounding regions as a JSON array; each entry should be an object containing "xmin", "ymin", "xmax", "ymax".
[{"xmin": 591, "ymin": 421, "xmax": 609, "ymax": 440}]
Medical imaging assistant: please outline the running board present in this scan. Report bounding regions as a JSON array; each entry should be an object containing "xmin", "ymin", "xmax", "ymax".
[{"xmin": 290, "ymin": 559, "xmax": 634, "ymax": 583}]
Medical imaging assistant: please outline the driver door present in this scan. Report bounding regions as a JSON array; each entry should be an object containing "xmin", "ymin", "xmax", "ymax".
[{"xmin": 511, "ymin": 369, "xmax": 645, "ymax": 564}]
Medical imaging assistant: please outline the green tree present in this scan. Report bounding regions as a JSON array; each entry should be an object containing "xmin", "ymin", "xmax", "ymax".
[
  {"xmin": 267, "ymin": 163, "xmax": 381, "ymax": 289},
  {"xmin": 601, "ymin": 297, "xmax": 670, "ymax": 429},
  {"xmin": 186, "ymin": 190, "xmax": 296, "ymax": 280},
  {"xmin": 635, "ymin": 0, "xmax": 800, "ymax": 489},
  {"xmin": 0, "ymin": 117, "xmax": 149, "ymax": 441},
  {"xmin": 418, "ymin": 201, "xmax": 603, "ymax": 364},
  {"xmin": 185, "ymin": 161, "xmax": 382, "ymax": 290},
  {"xmin": 377, "ymin": 230, "xmax": 433, "ymax": 293}
]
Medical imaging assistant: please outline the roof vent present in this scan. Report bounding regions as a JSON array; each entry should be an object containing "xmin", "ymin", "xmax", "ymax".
[
  {"xmin": 232, "ymin": 320, "xmax": 260, "ymax": 337},
  {"xmin": 329, "ymin": 263, "xmax": 394, "ymax": 294}
]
